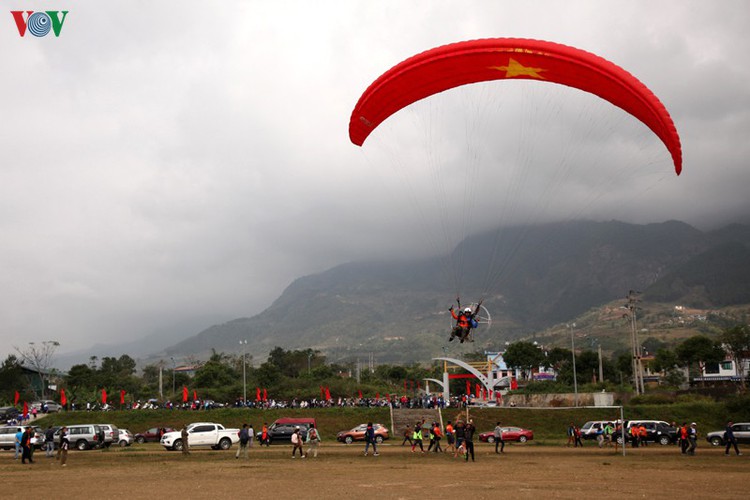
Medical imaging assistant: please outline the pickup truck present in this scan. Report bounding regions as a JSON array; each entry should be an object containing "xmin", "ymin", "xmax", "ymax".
[{"xmin": 160, "ymin": 422, "xmax": 240, "ymax": 451}]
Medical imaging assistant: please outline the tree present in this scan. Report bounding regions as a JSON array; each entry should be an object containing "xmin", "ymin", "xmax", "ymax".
[
  {"xmin": 14, "ymin": 340, "xmax": 60, "ymax": 399},
  {"xmin": 721, "ymin": 324, "xmax": 750, "ymax": 390},
  {"xmin": 0, "ymin": 355, "xmax": 25, "ymax": 404},
  {"xmin": 503, "ymin": 341, "xmax": 545, "ymax": 380},
  {"xmin": 192, "ymin": 355, "xmax": 238, "ymax": 389},
  {"xmin": 266, "ymin": 347, "xmax": 322, "ymax": 378},
  {"xmin": 615, "ymin": 352, "xmax": 633, "ymax": 386},
  {"xmin": 98, "ymin": 355, "xmax": 137, "ymax": 389},
  {"xmin": 675, "ymin": 335, "xmax": 725, "ymax": 385},
  {"xmin": 652, "ymin": 348, "xmax": 679, "ymax": 374},
  {"xmin": 544, "ymin": 347, "xmax": 572, "ymax": 372}
]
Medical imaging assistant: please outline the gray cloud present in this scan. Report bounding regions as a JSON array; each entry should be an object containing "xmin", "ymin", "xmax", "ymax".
[{"xmin": 1, "ymin": 0, "xmax": 748, "ymax": 362}]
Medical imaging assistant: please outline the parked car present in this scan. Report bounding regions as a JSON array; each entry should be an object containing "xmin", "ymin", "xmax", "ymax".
[
  {"xmin": 54, "ymin": 424, "xmax": 102, "ymax": 450},
  {"xmin": 0, "ymin": 425, "xmax": 45, "ymax": 450},
  {"xmin": 160, "ymin": 423, "xmax": 239, "ymax": 451},
  {"xmin": 337, "ymin": 423, "xmax": 389, "ymax": 444},
  {"xmin": 30, "ymin": 400, "xmax": 63, "ymax": 413},
  {"xmin": 95, "ymin": 424, "xmax": 120, "ymax": 448},
  {"xmin": 118, "ymin": 429, "xmax": 134, "ymax": 447},
  {"xmin": 479, "ymin": 426, "xmax": 534, "ymax": 443},
  {"xmin": 266, "ymin": 418, "xmax": 317, "ymax": 444},
  {"xmin": 134, "ymin": 427, "xmax": 175, "ymax": 444},
  {"xmin": 0, "ymin": 407, "xmax": 20, "ymax": 422},
  {"xmin": 612, "ymin": 420, "xmax": 677, "ymax": 446},
  {"xmin": 706, "ymin": 422, "xmax": 750, "ymax": 446}
]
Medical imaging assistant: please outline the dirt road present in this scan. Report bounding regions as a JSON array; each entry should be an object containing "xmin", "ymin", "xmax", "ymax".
[{"xmin": 2, "ymin": 443, "xmax": 746, "ymax": 499}]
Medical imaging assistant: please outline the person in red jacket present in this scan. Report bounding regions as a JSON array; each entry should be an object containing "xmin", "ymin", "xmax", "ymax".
[{"xmin": 449, "ymin": 300, "xmax": 482, "ymax": 343}]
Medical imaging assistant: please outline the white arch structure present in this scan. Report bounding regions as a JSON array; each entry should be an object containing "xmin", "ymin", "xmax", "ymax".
[{"xmin": 429, "ymin": 357, "xmax": 506, "ymax": 401}]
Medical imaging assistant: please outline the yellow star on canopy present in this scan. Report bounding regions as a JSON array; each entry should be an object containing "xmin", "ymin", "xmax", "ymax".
[{"xmin": 490, "ymin": 58, "xmax": 546, "ymax": 79}]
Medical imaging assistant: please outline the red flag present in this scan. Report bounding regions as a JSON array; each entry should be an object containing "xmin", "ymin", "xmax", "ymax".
[
  {"xmin": 256, "ymin": 387, "xmax": 261, "ymax": 401},
  {"xmin": 101, "ymin": 389, "xmax": 107, "ymax": 404},
  {"xmin": 263, "ymin": 388, "xmax": 268, "ymax": 401},
  {"xmin": 385, "ymin": 393, "xmax": 390, "ymax": 401},
  {"xmin": 465, "ymin": 380, "xmax": 470, "ymax": 395},
  {"xmin": 182, "ymin": 386, "xmax": 188, "ymax": 403},
  {"xmin": 325, "ymin": 387, "xmax": 331, "ymax": 400},
  {"xmin": 14, "ymin": 391, "xmax": 19, "ymax": 406},
  {"xmin": 23, "ymin": 401, "xmax": 28, "ymax": 418},
  {"xmin": 511, "ymin": 378, "xmax": 518, "ymax": 390},
  {"xmin": 60, "ymin": 389, "xmax": 67, "ymax": 406},
  {"xmin": 193, "ymin": 390, "xmax": 197, "ymax": 401},
  {"xmin": 376, "ymin": 392, "xmax": 380, "ymax": 401},
  {"xmin": 120, "ymin": 389, "xmax": 126, "ymax": 405},
  {"xmin": 358, "ymin": 390, "xmax": 363, "ymax": 399}
]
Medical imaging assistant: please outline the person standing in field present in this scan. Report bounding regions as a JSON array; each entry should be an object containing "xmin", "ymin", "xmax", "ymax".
[
  {"xmin": 431, "ymin": 422, "xmax": 443, "ymax": 453},
  {"xmin": 614, "ymin": 421, "xmax": 622, "ymax": 453},
  {"xmin": 687, "ymin": 422, "xmax": 698, "ymax": 456},
  {"xmin": 566, "ymin": 423, "xmax": 575, "ymax": 447},
  {"xmin": 44, "ymin": 425, "xmax": 55, "ymax": 458},
  {"xmin": 454, "ymin": 420, "xmax": 466, "ymax": 458},
  {"xmin": 305, "ymin": 423, "xmax": 321, "ymax": 458},
  {"xmin": 58, "ymin": 427, "xmax": 69, "ymax": 467},
  {"xmin": 574, "ymin": 426, "xmax": 583, "ymax": 448},
  {"xmin": 679, "ymin": 423, "xmax": 689, "ymax": 454},
  {"xmin": 603, "ymin": 422, "xmax": 614, "ymax": 447},
  {"xmin": 411, "ymin": 423, "xmax": 424, "ymax": 453},
  {"xmin": 236, "ymin": 423, "xmax": 249, "ymax": 459},
  {"xmin": 181, "ymin": 426, "xmax": 190, "ymax": 455},
  {"xmin": 14, "ymin": 428, "xmax": 23, "ymax": 460},
  {"xmin": 595, "ymin": 426, "xmax": 605, "ymax": 448},
  {"xmin": 401, "ymin": 425, "xmax": 413, "ymax": 446},
  {"xmin": 464, "ymin": 419, "xmax": 476, "ymax": 462},
  {"xmin": 724, "ymin": 421, "xmax": 742, "ymax": 456},
  {"xmin": 261, "ymin": 423, "xmax": 269, "ymax": 447},
  {"xmin": 444, "ymin": 421, "xmax": 455, "ymax": 454},
  {"xmin": 364, "ymin": 422, "xmax": 379, "ymax": 456},
  {"xmin": 493, "ymin": 422, "xmax": 505, "ymax": 454},
  {"xmin": 291, "ymin": 427, "xmax": 305, "ymax": 458},
  {"xmin": 20, "ymin": 426, "xmax": 34, "ymax": 464}
]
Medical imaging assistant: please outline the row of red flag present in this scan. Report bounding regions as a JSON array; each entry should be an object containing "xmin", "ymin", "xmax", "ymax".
[
  {"xmin": 13, "ymin": 386, "xmax": 203, "ymax": 407},
  {"xmin": 12, "ymin": 378, "xmax": 516, "ymax": 409}
]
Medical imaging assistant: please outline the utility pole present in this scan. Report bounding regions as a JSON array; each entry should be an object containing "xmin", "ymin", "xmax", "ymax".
[
  {"xmin": 567, "ymin": 323, "xmax": 578, "ymax": 406},
  {"xmin": 625, "ymin": 290, "xmax": 645, "ymax": 395},
  {"xmin": 240, "ymin": 340, "xmax": 248, "ymax": 403},
  {"xmin": 170, "ymin": 357, "xmax": 176, "ymax": 397}
]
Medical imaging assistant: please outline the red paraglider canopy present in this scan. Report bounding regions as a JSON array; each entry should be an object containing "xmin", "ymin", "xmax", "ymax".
[{"xmin": 349, "ymin": 38, "xmax": 682, "ymax": 175}]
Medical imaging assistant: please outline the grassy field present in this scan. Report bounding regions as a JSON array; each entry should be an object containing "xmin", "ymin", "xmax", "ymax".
[
  {"xmin": 2, "ymin": 440, "xmax": 747, "ymax": 499},
  {"xmin": 28, "ymin": 403, "xmax": 742, "ymax": 444}
]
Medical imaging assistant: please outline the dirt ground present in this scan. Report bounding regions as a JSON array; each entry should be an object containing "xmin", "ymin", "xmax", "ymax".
[{"xmin": 2, "ymin": 442, "xmax": 747, "ymax": 499}]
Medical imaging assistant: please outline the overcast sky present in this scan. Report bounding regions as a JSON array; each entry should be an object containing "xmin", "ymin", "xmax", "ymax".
[{"xmin": 1, "ymin": 0, "xmax": 748, "ymax": 362}]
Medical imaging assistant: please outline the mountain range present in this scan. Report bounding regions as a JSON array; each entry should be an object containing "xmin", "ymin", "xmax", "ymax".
[{"xmin": 132, "ymin": 219, "xmax": 750, "ymax": 366}]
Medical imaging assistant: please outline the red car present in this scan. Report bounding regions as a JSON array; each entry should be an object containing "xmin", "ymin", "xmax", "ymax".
[
  {"xmin": 479, "ymin": 426, "xmax": 533, "ymax": 443},
  {"xmin": 337, "ymin": 423, "xmax": 390, "ymax": 444},
  {"xmin": 134, "ymin": 427, "xmax": 175, "ymax": 444}
]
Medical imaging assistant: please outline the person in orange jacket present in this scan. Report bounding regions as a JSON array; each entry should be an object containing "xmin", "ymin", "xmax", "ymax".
[
  {"xmin": 449, "ymin": 299, "xmax": 482, "ymax": 343},
  {"xmin": 638, "ymin": 424, "xmax": 648, "ymax": 447}
]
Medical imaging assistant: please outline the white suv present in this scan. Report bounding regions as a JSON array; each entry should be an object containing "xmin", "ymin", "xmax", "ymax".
[
  {"xmin": 0, "ymin": 425, "xmax": 44, "ymax": 450},
  {"xmin": 580, "ymin": 420, "xmax": 615, "ymax": 440}
]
